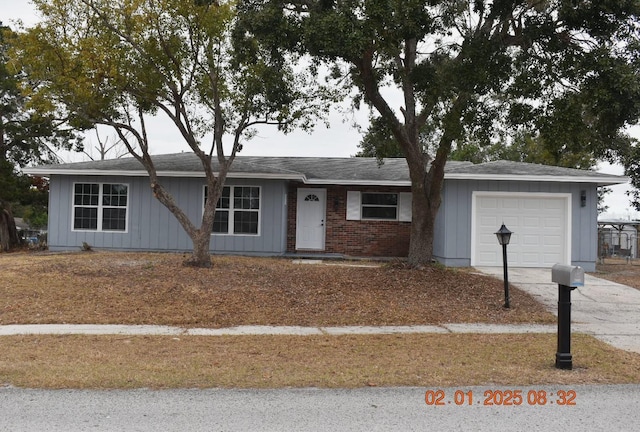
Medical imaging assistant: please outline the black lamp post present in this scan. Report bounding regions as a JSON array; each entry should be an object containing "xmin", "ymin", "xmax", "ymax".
[{"xmin": 495, "ymin": 224, "xmax": 513, "ymax": 309}]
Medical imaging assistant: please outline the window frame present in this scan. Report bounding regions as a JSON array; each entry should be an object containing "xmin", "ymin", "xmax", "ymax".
[
  {"xmin": 72, "ymin": 182, "xmax": 129, "ymax": 233},
  {"xmin": 360, "ymin": 192, "xmax": 399, "ymax": 221},
  {"xmin": 204, "ymin": 185, "xmax": 261, "ymax": 236}
]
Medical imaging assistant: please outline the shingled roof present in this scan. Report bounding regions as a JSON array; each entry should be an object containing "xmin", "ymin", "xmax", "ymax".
[{"xmin": 23, "ymin": 153, "xmax": 626, "ymax": 186}]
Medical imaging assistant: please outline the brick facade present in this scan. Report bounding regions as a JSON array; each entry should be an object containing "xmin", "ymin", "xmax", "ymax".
[{"xmin": 287, "ymin": 183, "xmax": 411, "ymax": 257}]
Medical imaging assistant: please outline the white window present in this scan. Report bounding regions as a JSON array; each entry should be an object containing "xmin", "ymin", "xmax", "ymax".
[
  {"xmin": 205, "ymin": 186, "xmax": 261, "ymax": 235},
  {"xmin": 346, "ymin": 191, "xmax": 412, "ymax": 222},
  {"xmin": 361, "ymin": 193, "xmax": 398, "ymax": 220},
  {"xmin": 73, "ymin": 183, "xmax": 128, "ymax": 232}
]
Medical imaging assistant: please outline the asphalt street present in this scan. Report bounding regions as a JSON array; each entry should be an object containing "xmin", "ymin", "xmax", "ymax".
[{"xmin": 1, "ymin": 385, "xmax": 639, "ymax": 432}]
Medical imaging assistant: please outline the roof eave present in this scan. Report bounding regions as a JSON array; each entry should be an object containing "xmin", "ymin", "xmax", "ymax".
[
  {"xmin": 445, "ymin": 173, "xmax": 628, "ymax": 186},
  {"xmin": 22, "ymin": 168, "xmax": 626, "ymax": 187},
  {"xmin": 303, "ymin": 179, "xmax": 411, "ymax": 186},
  {"xmin": 22, "ymin": 168, "xmax": 306, "ymax": 181}
]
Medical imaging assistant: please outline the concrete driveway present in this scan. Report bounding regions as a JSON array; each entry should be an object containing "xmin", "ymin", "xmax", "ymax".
[{"xmin": 476, "ymin": 266, "xmax": 640, "ymax": 354}]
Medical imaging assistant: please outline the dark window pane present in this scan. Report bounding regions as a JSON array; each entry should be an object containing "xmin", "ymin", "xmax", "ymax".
[
  {"xmin": 74, "ymin": 183, "xmax": 99, "ymax": 206},
  {"xmin": 362, "ymin": 193, "xmax": 397, "ymax": 206},
  {"xmin": 102, "ymin": 208, "xmax": 126, "ymax": 231},
  {"xmin": 233, "ymin": 211, "xmax": 258, "ymax": 234},
  {"xmin": 87, "ymin": 184, "xmax": 99, "ymax": 205},
  {"xmin": 111, "ymin": 184, "xmax": 127, "ymax": 194},
  {"xmin": 212, "ymin": 210, "xmax": 229, "ymax": 233},
  {"xmin": 362, "ymin": 206, "xmax": 397, "ymax": 220},
  {"xmin": 74, "ymin": 207, "xmax": 98, "ymax": 230},
  {"xmin": 103, "ymin": 184, "xmax": 128, "ymax": 206},
  {"xmin": 217, "ymin": 187, "xmax": 230, "ymax": 209},
  {"xmin": 234, "ymin": 187, "xmax": 259, "ymax": 209}
]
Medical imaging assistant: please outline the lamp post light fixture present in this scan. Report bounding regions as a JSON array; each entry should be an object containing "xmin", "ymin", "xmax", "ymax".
[{"xmin": 495, "ymin": 224, "xmax": 513, "ymax": 309}]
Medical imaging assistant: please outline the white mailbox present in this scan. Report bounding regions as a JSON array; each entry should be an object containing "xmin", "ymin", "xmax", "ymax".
[{"xmin": 551, "ymin": 264, "xmax": 584, "ymax": 287}]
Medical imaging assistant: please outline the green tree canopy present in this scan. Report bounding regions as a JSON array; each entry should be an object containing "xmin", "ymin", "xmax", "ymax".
[
  {"xmin": 356, "ymin": 117, "xmax": 597, "ymax": 168},
  {"xmin": 238, "ymin": 0, "xmax": 640, "ymax": 265},
  {"xmin": 0, "ymin": 23, "xmax": 82, "ymax": 251},
  {"xmin": 16, "ymin": 0, "xmax": 331, "ymax": 266}
]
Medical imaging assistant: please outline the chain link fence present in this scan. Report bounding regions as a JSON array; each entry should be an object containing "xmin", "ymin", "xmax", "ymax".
[{"xmin": 598, "ymin": 228, "xmax": 639, "ymax": 265}]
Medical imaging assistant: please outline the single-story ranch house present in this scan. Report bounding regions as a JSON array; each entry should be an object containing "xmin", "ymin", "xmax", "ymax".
[{"xmin": 24, "ymin": 154, "xmax": 626, "ymax": 271}]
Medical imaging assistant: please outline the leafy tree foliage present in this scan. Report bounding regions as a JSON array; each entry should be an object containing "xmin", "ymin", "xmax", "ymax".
[
  {"xmin": 625, "ymin": 143, "xmax": 640, "ymax": 212},
  {"xmin": 17, "ymin": 0, "xmax": 329, "ymax": 266},
  {"xmin": 0, "ymin": 23, "xmax": 81, "ymax": 251},
  {"xmin": 356, "ymin": 118, "xmax": 597, "ymax": 168},
  {"xmin": 238, "ymin": 0, "xmax": 640, "ymax": 265}
]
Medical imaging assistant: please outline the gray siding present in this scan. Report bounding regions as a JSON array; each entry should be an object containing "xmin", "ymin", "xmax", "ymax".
[
  {"xmin": 48, "ymin": 175, "xmax": 288, "ymax": 254},
  {"xmin": 434, "ymin": 179, "xmax": 598, "ymax": 271}
]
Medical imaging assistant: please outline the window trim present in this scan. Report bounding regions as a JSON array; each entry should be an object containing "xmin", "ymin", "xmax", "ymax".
[
  {"xmin": 71, "ymin": 182, "xmax": 129, "ymax": 233},
  {"xmin": 204, "ymin": 185, "xmax": 261, "ymax": 236},
  {"xmin": 346, "ymin": 191, "xmax": 412, "ymax": 222}
]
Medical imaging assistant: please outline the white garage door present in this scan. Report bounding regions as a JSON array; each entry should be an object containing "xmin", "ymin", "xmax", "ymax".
[{"xmin": 472, "ymin": 193, "xmax": 571, "ymax": 267}]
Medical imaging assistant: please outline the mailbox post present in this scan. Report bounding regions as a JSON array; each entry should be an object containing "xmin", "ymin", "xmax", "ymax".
[{"xmin": 551, "ymin": 264, "xmax": 585, "ymax": 370}]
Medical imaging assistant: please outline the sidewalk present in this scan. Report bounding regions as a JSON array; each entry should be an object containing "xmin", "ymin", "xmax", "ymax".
[{"xmin": 0, "ymin": 323, "xmax": 557, "ymax": 336}]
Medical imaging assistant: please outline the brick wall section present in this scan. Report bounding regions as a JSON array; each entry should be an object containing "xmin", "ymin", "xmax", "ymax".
[{"xmin": 287, "ymin": 183, "xmax": 412, "ymax": 257}]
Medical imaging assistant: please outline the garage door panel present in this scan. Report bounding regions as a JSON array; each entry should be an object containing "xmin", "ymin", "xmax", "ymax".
[
  {"xmin": 544, "ymin": 217, "xmax": 562, "ymax": 228},
  {"xmin": 480, "ymin": 215, "xmax": 498, "ymax": 227},
  {"xmin": 543, "ymin": 253, "xmax": 563, "ymax": 266},
  {"xmin": 544, "ymin": 200, "xmax": 565, "ymax": 210},
  {"xmin": 503, "ymin": 216, "xmax": 519, "ymax": 227},
  {"xmin": 543, "ymin": 235, "xmax": 561, "ymax": 246},
  {"xmin": 479, "ymin": 233, "xmax": 497, "ymax": 245},
  {"xmin": 523, "ymin": 200, "xmax": 542, "ymax": 210},
  {"xmin": 474, "ymin": 194, "xmax": 569, "ymax": 267},
  {"xmin": 521, "ymin": 253, "xmax": 542, "ymax": 266},
  {"xmin": 480, "ymin": 198, "xmax": 498, "ymax": 209},
  {"xmin": 502, "ymin": 199, "xmax": 519, "ymax": 209}
]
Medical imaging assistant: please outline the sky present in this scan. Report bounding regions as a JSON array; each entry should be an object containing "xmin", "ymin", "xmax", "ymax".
[{"xmin": 2, "ymin": 0, "xmax": 638, "ymax": 220}]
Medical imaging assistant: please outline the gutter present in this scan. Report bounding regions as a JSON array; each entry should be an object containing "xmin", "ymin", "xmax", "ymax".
[{"xmin": 22, "ymin": 168, "xmax": 627, "ymax": 187}]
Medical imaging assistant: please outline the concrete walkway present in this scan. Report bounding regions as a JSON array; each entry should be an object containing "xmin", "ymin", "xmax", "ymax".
[
  {"xmin": 476, "ymin": 267, "xmax": 640, "ymax": 354},
  {"xmin": 1, "ymin": 266, "xmax": 639, "ymax": 354},
  {"xmin": 0, "ymin": 323, "xmax": 557, "ymax": 337}
]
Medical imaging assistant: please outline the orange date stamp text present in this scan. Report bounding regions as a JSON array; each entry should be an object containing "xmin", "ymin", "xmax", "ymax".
[{"xmin": 425, "ymin": 389, "xmax": 577, "ymax": 406}]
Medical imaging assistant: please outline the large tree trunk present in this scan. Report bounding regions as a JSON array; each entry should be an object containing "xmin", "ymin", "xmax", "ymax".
[
  {"xmin": 184, "ymin": 228, "xmax": 213, "ymax": 268},
  {"xmin": 405, "ymin": 161, "xmax": 442, "ymax": 267},
  {"xmin": 403, "ymin": 96, "xmax": 466, "ymax": 267},
  {"xmin": 149, "ymin": 179, "xmax": 216, "ymax": 269},
  {"xmin": 407, "ymin": 184, "xmax": 438, "ymax": 267},
  {"xmin": 0, "ymin": 200, "xmax": 21, "ymax": 252}
]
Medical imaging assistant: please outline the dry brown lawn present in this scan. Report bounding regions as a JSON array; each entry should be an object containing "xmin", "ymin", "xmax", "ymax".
[
  {"xmin": 0, "ymin": 251, "xmax": 554, "ymax": 326},
  {"xmin": 2, "ymin": 333, "xmax": 640, "ymax": 389},
  {"xmin": 594, "ymin": 258, "xmax": 640, "ymax": 290},
  {"xmin": 4, "ymin": 251, "xmax": 640, "ymax": 389}
]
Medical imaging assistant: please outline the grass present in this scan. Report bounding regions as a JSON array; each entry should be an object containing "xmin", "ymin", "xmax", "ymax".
[
  {"xmin": 0, "ymin": 251, "xmax": 554, "ymax": 326},
  {"xmin": 1, "ymin": 334, "xmax": 640, "ymax": 389},
  {"xmin": 2, "ymin": 251, "xmax": 639, "ymax": 389},
  {"xmin": 593, "ymin": 258, "xmax": 640, "ymax": 290}
]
